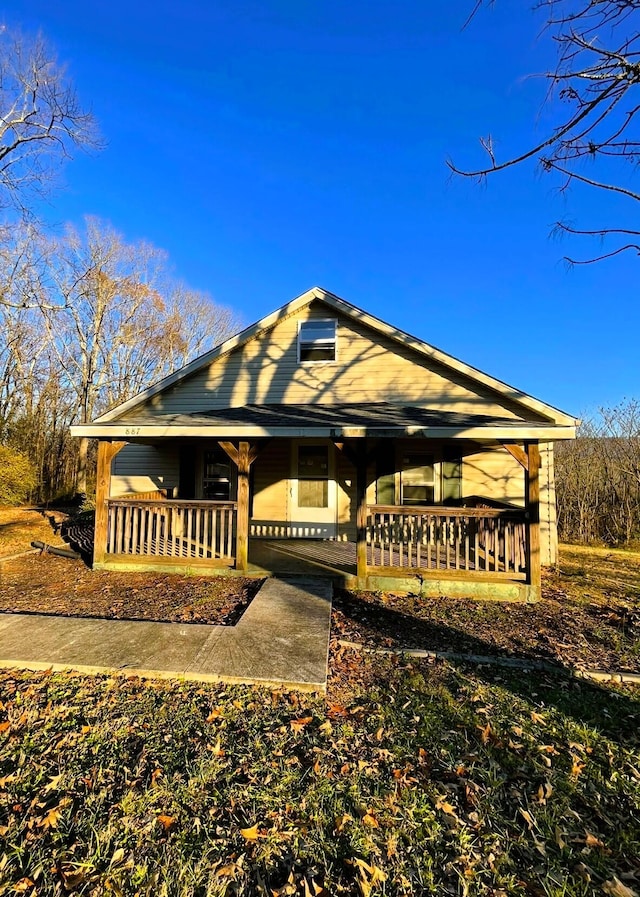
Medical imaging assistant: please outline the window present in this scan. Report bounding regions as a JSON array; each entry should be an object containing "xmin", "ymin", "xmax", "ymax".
[
  {"xmin": 298, "ymin": 319, "xmax": 336, "ymax": 362},
  {"xmin": 400, "ymin": 453, "xmax": 435, "ymax": 505},
  {"xmin": 202, "ymin": 449, "xmax": 231, "ymax": 501}
]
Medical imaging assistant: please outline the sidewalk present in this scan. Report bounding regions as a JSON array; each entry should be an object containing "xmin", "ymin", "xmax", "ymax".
[{"xmin": 0, "ymin": 575, "xmax": 332, "ymax": 692}]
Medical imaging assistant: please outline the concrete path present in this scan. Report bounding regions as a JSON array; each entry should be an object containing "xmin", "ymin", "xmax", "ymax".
[{"xmin": 0, "ymin": 576, "xmax": 332, "ymax": 692}]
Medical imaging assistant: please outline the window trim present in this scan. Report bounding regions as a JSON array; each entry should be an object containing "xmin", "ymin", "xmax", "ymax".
[{"xmin": 297, "ymin": 318, "xmax": 337, "ymax": 364}]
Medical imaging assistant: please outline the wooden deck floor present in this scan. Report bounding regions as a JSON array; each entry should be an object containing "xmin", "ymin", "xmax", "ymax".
[{"xmin": 247, "ymin": 538, "xmax": 508, "ymax": 577}]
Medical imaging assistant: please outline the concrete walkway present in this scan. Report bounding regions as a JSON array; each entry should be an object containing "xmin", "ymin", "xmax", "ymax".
[{"xmin": 0, "ymin": 576, "xmax": 332, "ymax": 692}]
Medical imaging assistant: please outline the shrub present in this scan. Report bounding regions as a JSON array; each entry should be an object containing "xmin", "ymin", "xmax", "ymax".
[{"xmin": 0, "ymin": 444, "xmax": 38, "ymax": 506}]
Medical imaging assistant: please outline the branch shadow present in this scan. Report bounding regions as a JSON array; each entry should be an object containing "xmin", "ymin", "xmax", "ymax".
[{"xmin": 332, "ymin": 590, "xmax": 640, "ymax": 742}]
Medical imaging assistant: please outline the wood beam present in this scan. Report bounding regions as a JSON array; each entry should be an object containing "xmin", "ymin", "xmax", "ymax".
[
  {"xmin": 218, "ymin": 439, "xmax": 266, "ymax": 468},
  {"xmin": 526, "ymin": 441, "xmax": 541, "ymax": 596},
  {"xmin": 355, "ymin": 447, "xmax": 368, "ymax": 587},
  {"xmin": 93, "ymin": 440, "xmax": 127, "ymax": 567},
  {"xmin": 248, "ymin": 438, "xmax": 271, "ymax": 466},
  {"xmin": 235, "ymin": 441, "xmax": 250, "ymax": 572},
  {"xmin": 218, "ymin": 441, "xmax": 239, "ymax": 465},
  {"xmin": 501, "ymin": 442, "xmax": 528, "ymax": 471}
]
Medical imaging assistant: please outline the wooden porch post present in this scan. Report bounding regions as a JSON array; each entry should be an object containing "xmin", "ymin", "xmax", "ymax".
[
  {"xmin": 219, "ymin": 440, "xmax": 269, "ymax": 572},
  {"xmin": 236, "ymin": 441, "xmax": 250, "ymax": 572},
  {"xmin": 93, "ymin": 440, "xmax": 127, "ymax": 567},
  {"xmin": 526, "ymin": 441, "xmax": 541, "ymax": 597},
  {"xmin": 355, "ymin": 446, "xmax": 368, "ymax": 588}
]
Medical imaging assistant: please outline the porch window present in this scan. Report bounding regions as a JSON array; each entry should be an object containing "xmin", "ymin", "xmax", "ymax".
[
  {"xmin": 400, "ymin": 453, "xmax": 435, "ymax": 505},
  {"xmin": 203, "ymin": 450, "xmax": 231, "ymax": 501},
  {"xmin": 298, "ymin": 320, "xmax": 337, "ymax": 362}
]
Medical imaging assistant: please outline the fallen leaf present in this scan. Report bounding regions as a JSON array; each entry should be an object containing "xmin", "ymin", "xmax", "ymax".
[
  {"xmin": 43, "ymin": 773, "xmax": 64, "ymax": 794},
  {"xmin": 157, "ymin": 814, "xmax": 176, "ymax": 831},
  {"xmin": 240, "ymin": 823, "xmax": 260, "ymax": 840},
  {"xmin": 555, "ymin": 827, "xmax": 567, "ymax": 850},
  {"xmin": 290, "ymin": 716, "xmax": 313, "ymax": 734},
  {"xmin": 39, "ymin": 806, "xmax": 62, "ymax": 829},
  {"xmin": 583, "ymin": 832, "xmax": 608, "ymax": 852},
  {"xmin": 110, "ymin": 847, "xmax": 126, "ymax": 866},
  {"xmin": 334, "ymin": 814, "xmax": 353, "ymax": 833},
  {"xmin": 603, "ymin": 878, "xmax": 638, "ymax": 897},
  {"xmin": 519, "ymin": 808, "xmax": 535, "ymax": 829}
]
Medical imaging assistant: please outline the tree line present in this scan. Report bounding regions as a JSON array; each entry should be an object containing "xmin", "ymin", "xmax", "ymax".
[
  {"xmin": 0, "ymin": 29, "xmax": 239, "ymax": 502},
  {"xmin": 555, "ymin": 400, "xmax": 640, "ymax": 547},
  {"xmin": 0, "ymin": 219, "xmax": 239, "ymax": 501}
]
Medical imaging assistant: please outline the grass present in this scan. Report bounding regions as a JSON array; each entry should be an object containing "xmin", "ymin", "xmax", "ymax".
[
  {"xmin": 0, "ymin": 508, "xmax": 68, "ymax": 558},
  {"xmin": 1, "ymin": 522, "xmax": 639, "ymax": 895},
  {"xmin": 1, "ymin": 656, "xmax": 639, "ymax": 896}
]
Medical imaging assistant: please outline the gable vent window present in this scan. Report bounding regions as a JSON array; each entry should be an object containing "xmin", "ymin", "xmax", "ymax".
[{"xmin": 298, "ymin": 319, "xmax": 337, "ymax": 363}]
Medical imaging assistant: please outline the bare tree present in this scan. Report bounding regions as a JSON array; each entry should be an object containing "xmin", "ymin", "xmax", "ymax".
[
  {"xmin": 0, "ymin": 27, "xmax": 100, "ymax": 215},
  {"xmin": 555, "ymin": 399, "xmax": 640, "ymax": 544},
  {"xmin": 449, "ymin": 1, "xmax": 640, "ymax": 264},
  {"xmin": 40, "ymin": 218, "xmax": 240, "ymax": 495}
]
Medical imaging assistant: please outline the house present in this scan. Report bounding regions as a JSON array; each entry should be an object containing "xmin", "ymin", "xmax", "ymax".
[{"xmin": 71, "ymin": 287, "xmax": 577, "ymax": 600}]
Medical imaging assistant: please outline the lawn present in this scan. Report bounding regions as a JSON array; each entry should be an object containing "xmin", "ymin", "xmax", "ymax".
[
  {"xmin": 0, "ymin": 656, "xmax": 638, "ymax": 896},
  {"xmin": 1, "ymin": 510, "xmax": 639, "ymax": 895}
]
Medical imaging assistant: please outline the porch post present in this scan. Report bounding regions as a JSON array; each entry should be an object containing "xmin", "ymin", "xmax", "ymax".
[
  {"xmin": 93, "ymin": 440, "xmax": 127, "ymax": 567},
  {"xmin": 526, "ymin": 441, "xmax": 541, "ymax": 597},
  {"xmin": 236, "ymin": 440, "xmax": 250, "ymax": 572},
  {"xmin": 356, "ymin": 445, "xmax": 368, "ymax": 588}
]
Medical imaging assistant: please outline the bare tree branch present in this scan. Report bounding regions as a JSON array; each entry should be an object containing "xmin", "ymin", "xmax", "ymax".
[{"xmin": 451, "ymin": 1, "xmax": 640, "ymax": 263}]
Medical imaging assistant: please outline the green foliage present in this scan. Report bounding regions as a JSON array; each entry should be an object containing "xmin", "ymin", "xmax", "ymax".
[{"xmin": 0, "ymin": 444, "xmax": 37, "ymax": 506}]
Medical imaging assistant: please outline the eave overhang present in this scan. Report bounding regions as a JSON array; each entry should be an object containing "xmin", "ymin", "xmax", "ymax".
[{"xmin": 71, "ymin": 423, "xmax": 576, "ymax": 441}]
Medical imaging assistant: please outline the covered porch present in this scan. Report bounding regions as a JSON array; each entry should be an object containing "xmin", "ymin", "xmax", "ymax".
[{"xmin": 92, "ymin": 421, "xmax": 547, "ymax": 599}]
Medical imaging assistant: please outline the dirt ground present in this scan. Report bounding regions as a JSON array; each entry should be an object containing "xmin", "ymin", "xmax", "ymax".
[
  {"xmin": 0, "ymin": 508, "xmax": 261, "ymax": 625},
  {"xmin": 331, "ymin": 545, "xmax": 640, "ymax": 673},
  {"xmin": 1, "ymin": 508, "xmax": 639, "ymax": 673}
]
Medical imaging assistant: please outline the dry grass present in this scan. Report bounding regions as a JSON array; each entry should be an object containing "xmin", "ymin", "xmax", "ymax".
[{"xmin": 0, "ymin": 507, "xmax": 68, "ymax": 558}]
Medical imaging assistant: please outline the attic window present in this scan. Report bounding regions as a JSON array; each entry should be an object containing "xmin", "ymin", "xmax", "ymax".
[{"xmin": 298, "ymin": 319, "xmax": 337, "ymax": 363}]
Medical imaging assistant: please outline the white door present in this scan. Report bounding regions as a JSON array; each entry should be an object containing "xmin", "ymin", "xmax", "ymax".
[{"xmin": 289, "ymin": 441, "xmax": 337, "ymax": 538}]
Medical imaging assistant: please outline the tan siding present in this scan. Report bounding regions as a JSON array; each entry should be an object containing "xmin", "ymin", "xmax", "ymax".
[
  {"xmin": 111, "ymin": 444, "xmax": 179, "ymax": 498},
  {"xmin": 122, "ymin": 301, "xmax": 540, "ymax": 421},
  {"xmin": 461, "ymin": 445, "xmax": 525, "ymax": 507},
  {"xmin": 250, "ymin": 442, "xmax": 290, "ymax": 537}
]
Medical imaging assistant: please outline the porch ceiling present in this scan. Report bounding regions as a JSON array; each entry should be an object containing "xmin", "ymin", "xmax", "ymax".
[{"xmin": 72, "ymin": 402, "xmax": 576, "ymax": 441}]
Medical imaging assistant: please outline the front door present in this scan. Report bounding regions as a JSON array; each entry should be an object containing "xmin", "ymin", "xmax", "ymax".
[{"xmin": 289, "ymin": 441, "xmax": 337, "ymax": 538}]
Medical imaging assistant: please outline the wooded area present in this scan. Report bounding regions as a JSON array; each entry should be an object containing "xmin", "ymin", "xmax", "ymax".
[
  {"xmin": 0, "ymin": 219, "xmax": 239, "ymax": 500},
  {"xmin": 555, "ymin": 399, "xmax": 640, "ymax": 547}
]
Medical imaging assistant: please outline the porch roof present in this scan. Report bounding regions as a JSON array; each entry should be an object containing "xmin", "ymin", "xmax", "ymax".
[{"xmin": 71, "ymin": 402, "xmax": 576, "ymax": 440}]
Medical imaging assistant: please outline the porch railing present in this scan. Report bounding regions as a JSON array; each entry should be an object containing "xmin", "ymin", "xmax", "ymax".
[
  {"xmin": 107, "ymin": 500, "xmax": 237, "ymax": 562},
  {"xmin": 366, "ymin": 505, "xmax": 527, "ymax": 576}
]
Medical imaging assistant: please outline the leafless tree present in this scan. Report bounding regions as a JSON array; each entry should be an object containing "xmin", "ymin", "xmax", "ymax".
[
  {"xmin": 39, "ymin": 218, "xmax": 240, "ymax": 495},
  {"xmin": 555, "ymin": 399, "xmax": 640, "ymax": 544},
  {"xmin": 449, "ymin": 1, "xmax": 640, "ymax": 264},
  {"xmin": 0, "ymin": 27, "xmax": 100, "ymax": 216}
]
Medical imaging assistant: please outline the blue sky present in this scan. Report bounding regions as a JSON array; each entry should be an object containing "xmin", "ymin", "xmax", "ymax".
[{"xmin": 6, "ymin": 0, "xmax": 638, "ymax": 418}]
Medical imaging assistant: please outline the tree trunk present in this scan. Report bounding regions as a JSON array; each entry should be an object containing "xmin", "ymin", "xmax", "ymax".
[{"xmin": 76, "ymin": 435, "xmax": 89, "ymax": 500}]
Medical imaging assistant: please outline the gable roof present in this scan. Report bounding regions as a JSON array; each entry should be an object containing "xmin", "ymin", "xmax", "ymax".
[{"xmin": 91, "ymin": 286, "xmax": 577, "ymax": 428}]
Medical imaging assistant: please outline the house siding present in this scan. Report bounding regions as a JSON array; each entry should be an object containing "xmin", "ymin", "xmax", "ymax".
[
  {"xmin": 111, "ymin": 444, "xmax": 180, "ymax": 497},
  {"xmin": 120, "ymin": 301, "xmax": 545, "ymax": 422}
]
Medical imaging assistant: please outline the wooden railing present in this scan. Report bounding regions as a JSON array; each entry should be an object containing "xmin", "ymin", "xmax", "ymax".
[
  {"xmin": 366, "ymin": 505, "xmax": 527, "ymax": 576},
  {"xmin": 107, "ymin": 500, "xmax": 237, "ymax": 562}
]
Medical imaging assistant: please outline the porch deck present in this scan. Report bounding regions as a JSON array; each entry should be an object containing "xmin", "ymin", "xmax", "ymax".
[{"xmin": 99, "ymin": 497, "xmax": 531, "ymax": 597}]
